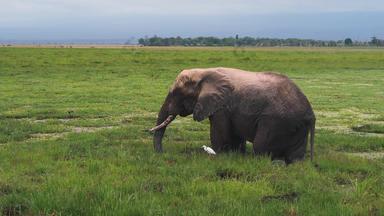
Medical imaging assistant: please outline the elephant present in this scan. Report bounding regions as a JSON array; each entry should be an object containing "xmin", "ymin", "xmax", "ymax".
[{"xmin": 150, "ymin": 67, "xmax": 316, "ymax": 164}]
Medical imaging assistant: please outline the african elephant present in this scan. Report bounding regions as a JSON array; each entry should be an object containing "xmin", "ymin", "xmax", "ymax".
[{"xmin": 150, "ymin": 67, "xmax": 316, "ymax": 164}]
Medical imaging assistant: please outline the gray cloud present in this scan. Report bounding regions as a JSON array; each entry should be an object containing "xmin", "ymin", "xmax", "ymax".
[
  {"xmin": 2, "ymin": 0, "xmax": 384, "ymax": 19},
  {"xmin": 1, "ymin": 0, "xmax": 383, "ymax": 40}
]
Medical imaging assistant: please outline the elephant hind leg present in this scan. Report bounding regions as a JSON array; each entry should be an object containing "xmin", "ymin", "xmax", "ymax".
[
  {"xmin": 252, "ymin": 117, "xmax": 306, "ymax": 163},
  {"xmin": 284, "ymin": 125, "xmax": 309, "ymax": 164},
  {"xmin": 253, "ymin": 117, "xmax": 294, "ymax": 156},
  {"xmin": 252, "ymin": 119, "xmax": 274, "ymax": 156}
]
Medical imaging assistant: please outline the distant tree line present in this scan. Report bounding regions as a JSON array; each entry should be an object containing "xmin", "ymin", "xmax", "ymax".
[{"xmin": 138, "ymin": 36, "xmax": 384, "ymax": 47}]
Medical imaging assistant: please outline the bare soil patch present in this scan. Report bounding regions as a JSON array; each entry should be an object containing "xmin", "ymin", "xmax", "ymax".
[
  {"xmin": 346, "ymin": 152, "xmax": 384, "ymax": 159},
  {"xmin": 29, "ymin": 126, "xmax": 117, "ymax": 140}
]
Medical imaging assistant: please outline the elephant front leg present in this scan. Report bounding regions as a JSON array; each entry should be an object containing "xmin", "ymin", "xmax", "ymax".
[
  {"xmin": 209, "ymin": 111, "xmax": 233, "ymax": 153},
  {"xmin": 232, "ymin": 135, "xmax": 246, "ymax": 154}
]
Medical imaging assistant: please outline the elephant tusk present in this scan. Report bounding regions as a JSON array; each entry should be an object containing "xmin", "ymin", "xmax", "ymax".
[{"xmin": 149, "ymin": 115, "xmax": 175, "ymax": 132}]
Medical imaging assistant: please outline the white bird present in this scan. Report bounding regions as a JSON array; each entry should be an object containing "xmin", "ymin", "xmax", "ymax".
[{"xmin": 202, "ymin": 145, "xmax": 216, "ymax": 155}]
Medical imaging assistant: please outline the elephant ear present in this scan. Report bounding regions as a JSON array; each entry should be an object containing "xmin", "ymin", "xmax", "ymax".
[{"xmin": 193, "ymin": 71, "xmax": 234, "ymax": 122}]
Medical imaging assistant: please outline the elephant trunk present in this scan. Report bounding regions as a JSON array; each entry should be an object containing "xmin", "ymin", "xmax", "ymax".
[{"xmin": 152, "ymin": 93, "xmax": 175, "ymax": 152}]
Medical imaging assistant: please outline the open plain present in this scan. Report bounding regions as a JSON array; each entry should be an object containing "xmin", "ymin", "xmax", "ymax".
[{"xmin": 0, "ymin": 47, "xmax": 383, "ymax": 215}]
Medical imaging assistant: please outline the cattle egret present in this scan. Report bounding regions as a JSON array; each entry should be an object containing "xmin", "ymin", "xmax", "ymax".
[{"xmin": 202, "ymin": 145, "xmax": 216, "ymax": 155}]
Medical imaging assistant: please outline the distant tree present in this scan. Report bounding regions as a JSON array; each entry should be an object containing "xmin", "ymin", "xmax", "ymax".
[
  {"xmin": 138, "ymin": 36, "xmax": 149, "ymax": 46},
  {"xmin": 344, "ymin": 38, "xmax": 353, "ymax": 46},
  {"xmin": 137, "ymin": 36, "xmax": 371, "ymax": 47},
  {"xmin": 328, "ymin": 41, "xmax": 337, "ymax": 47},
  {"xmin": 370, "ymin": 37, "xmax": 379, "ymax": 46}
]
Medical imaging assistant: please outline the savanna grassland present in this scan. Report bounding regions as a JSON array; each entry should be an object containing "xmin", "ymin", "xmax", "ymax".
[{"xmin": 0, "ymin": 47, "xmax": 384, "ymax": 215}]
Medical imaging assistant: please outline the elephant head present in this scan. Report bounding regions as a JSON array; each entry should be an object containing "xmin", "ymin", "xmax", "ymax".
[{"xmin": 151, "ymin": 69, "xmax": 234, "ymax": 152}]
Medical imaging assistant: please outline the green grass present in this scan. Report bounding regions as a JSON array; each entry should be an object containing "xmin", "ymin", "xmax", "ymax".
[{"xmin": 0, "ymin": 47, "xmax": 384, "ymax": 215}]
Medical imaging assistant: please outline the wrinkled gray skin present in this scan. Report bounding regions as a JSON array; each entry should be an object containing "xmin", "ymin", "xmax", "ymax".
[{"xmin": 153, "ymin": 67, "xmax": 316, "ymax": 164}]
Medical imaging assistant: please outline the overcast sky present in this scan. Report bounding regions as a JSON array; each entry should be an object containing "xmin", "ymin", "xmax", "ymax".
[{"xmin": 1, "ymin": 0, "xmax": 384, "ymax": 41}]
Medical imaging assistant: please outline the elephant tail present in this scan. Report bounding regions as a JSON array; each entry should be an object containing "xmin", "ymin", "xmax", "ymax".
[{"xmin": 309, "ymin": 117, "xmax": 316, "ymax": 162}]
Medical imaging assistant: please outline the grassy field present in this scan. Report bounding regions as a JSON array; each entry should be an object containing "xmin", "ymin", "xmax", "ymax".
[{"xmin": 0, "ymin": 47, "xmax": 383, "ymax": 215}]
